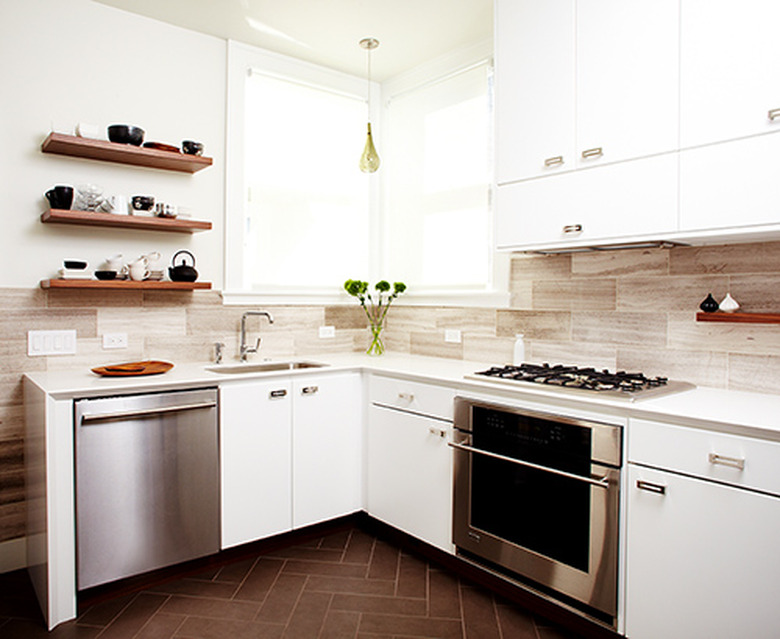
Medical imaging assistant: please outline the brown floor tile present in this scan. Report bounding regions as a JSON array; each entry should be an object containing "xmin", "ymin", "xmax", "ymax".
[
  {"xmin": 495, "ymin": 603, "xmax": 538, "ymax": 638},
  {"xmin": 304, "ymin": 575, "xmax": 396, "ymax": 597},
  {"xmin": 75, "ymin": 592, "xmax": 136, "ymax": 627},
  {"xmin": 214, "ymin": 557, "xmax": 257, "ymax": 584},
  {"xmin": 319, "ymin": 609, "xmax": 360, "ymax": 639},
  {"xmin": 267, "ymin": 546, "xmax": 347, "ymax": 563},
  {"xmin": 176, "ymin": 615, "xmax": 285, "ymax": 639},
  {"xmin": 145, "ymin": 577, "xmax": 238, "ymax": 599},
  {"xmin": 318, "ymin": 529, "xmax": 351, "ymax": 551},
  {"xmin": 396, "ymin": 553, "xmax": 427, "ymax": 599},
  {"xmin": 255, "ymin": 574, "xmax": 307, "ymax": 624},
  {"xmin": 282, "ymin": 559, "xmax": 369, "ymax": 579},
  {"xmin": 331, "ymin": 593, "xmax": 427, "ymax": 616},
  {"xmin": 159, "ymin": 594, "xmax": 259, "ymax": 621},
  {"xmin": 233, "ymin": 557, "xmax": 285, "ymax": 602},
  {"xmin": 342, "ymin": 529, "xmax": 375, "ymax": 565},
  {"xmin": 134, "ymin": 612, "xmax": 186, "ymax": 638},
  {"xmin": 358, "ymin": 612, "xmax": 464, "ymax": 638},
  {"xmin": 282, "ymin": 591, "xmax": 331, "ymax": 638},
  {"xmin": 428, "ymin": 569, "xmax": 461, "ymax": 620},
  {"xmin": 94, "ymin": 593, "xmax": 169, "ymax": 639},
  {"xmin": 460, "ymin": 585, "xmax": 501, "ymax": 639},
  {"xmin": 0, "ymin": 617, "xmax": 101, "ymax": 638},
  {"xmin": 367, "ymin": 540, "xmax": 400, "ymax": 581}
]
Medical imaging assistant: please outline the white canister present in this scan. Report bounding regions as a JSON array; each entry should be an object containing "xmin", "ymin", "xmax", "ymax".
[{"xmin": 513, "ymin": 333, "xmax": 525, "ymax": 365}]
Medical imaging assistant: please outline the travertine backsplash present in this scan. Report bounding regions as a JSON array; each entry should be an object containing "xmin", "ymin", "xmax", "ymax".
[{"xmin": 1, "ymin": 240, "xmax": 779, "ymax": 544}]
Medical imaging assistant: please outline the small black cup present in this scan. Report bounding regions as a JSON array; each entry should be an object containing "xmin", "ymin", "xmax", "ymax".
[
  {"xmin": 181, "ymin": 140, "xmax": 204, "ymax": 156},
  {"xmin": 131, "ymin": 195, "xmax": 155, "ymax": 211},
  {"xmin": 44, "ymin": 185, "xmax": 74, "ymax": 210}
]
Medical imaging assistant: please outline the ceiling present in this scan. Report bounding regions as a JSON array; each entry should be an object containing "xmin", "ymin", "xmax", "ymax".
[{"xmin": 92, "ymin": 0, "xmax": 493, "ymax": 81}]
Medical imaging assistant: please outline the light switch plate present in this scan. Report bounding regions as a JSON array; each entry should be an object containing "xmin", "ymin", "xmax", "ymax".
[
  {"xmin": 445, "ymin": 329, "xmax": 462, "ymax": 343},
  {"xmin": 102, "ymin": 333, "xmax": 128, "ymax": 349},
  {"xmin": 28, "ymin": 330, "xmax": 77, "ymax": 356},
  {"xmin": 319, "ymin": 326, "xmax": 336, "ymax": 339}
]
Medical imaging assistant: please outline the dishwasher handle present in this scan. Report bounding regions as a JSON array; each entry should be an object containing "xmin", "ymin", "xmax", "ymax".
[{"xmin": 80, "ymin": 400, "xmax": 217, "ymax": 425}]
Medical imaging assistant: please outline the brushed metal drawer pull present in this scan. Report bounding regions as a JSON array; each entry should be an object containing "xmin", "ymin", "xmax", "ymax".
[
  {"xmin": 769, "ymin": 108, "xmax": 780, "ymax": 121},
  {"xmin": 544, "ymin": 155, "xmax": 564, "ymax": 167},
  {"xmin": 398, "ymin": 392, "xmax": 414, "ymax": 402},
  {"xmin": 269, "ymin": 389, "xmax": 287, "ymax": 399},
  {"xmin": 581, "ymin": 147, "xmax": 603, "ymax": 159},
  {"xmin": 636, "ymin": 479, "xmax": 666, "ymax": 495},
  {"xmin": 301, "ymin": 385, "xmax": 319, "ymax": 395},
  {"xmin": 563, "ymin": 224, "xmax": 583, "ymax": 234},
  {"xmin": 708, "ymin": 453, "xmax": 745, "ymax": 471}
]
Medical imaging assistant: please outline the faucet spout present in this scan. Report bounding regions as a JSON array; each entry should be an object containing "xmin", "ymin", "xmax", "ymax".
[{"xmin": 239, "ymin": 311, "xmax": 274, "ymax": 362}]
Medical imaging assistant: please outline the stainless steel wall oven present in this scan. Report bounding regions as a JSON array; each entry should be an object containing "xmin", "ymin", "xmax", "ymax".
[{"xmin": 451, "ymin": 397, "xmax": 622, "ymax": 624}]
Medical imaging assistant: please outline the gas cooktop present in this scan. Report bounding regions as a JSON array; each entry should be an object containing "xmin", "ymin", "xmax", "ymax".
[{"xmin": 466, "ymin": 363, "xmax": 695, "ymax": 401}]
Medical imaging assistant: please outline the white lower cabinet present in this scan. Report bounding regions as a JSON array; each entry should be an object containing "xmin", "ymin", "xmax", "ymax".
[
  {"xmin": 292, "ymin": 373, "xmax": 362, "ymax": 528},
  {"xmin": 367, "ymin": 377, "xmax": 455, "ymax": 552},
  {"xmin": 220, "ymin": 372, "xmax": 362, "ymax": 549},
  {"xmin": 625, "ymin": 419, "xmax": 780, "ymax": 638},
  {"xmin": 220, "ymin": 378, "xmax": 293, "ymax": 549}
]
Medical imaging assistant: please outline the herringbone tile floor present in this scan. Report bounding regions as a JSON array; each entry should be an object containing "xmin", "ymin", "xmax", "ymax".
[{"xmin": 0, "ymin": 527, "xmax": 585, "ymax": 638}]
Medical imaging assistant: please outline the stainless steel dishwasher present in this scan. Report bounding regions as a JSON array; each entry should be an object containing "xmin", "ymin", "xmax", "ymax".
[{"xmin": 74, "ymin": 388, "xmax": 219, "ymax": 590}]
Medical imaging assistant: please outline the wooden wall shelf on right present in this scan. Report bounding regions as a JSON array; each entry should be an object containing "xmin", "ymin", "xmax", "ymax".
[{"xmin": 696, "ymin": 312, "xmax": 780, "ymax": 324}]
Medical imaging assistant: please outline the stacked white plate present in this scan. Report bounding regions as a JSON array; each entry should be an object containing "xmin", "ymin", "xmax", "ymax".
[{"xmin": 147, "ymin": 270, "xmax": 165, "ymax": 281}]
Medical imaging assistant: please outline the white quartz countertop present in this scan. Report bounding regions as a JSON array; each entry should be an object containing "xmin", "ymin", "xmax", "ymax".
[{"xmin": 24, "ymin": 352, "xmax": 780, "ymax": 441}]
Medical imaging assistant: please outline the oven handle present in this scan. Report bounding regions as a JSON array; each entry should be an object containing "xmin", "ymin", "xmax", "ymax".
[{"xmin": 448, "ymin": 441, "xmax": 612, "ymax": 488}]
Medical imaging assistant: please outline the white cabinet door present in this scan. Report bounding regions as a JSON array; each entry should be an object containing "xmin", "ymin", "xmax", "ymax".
[
  {"xmin": 496, "ymin": 154, "xmax": 678, "ymax": 250},
  {"xmin": 680, "ymin": 133, "xmax": 780, "ymax": 232},
  {"xmin": 495, "ymin": 0, "xmax": 575, "ymax": 184},
  {"xmin": 625, "ymin": 465, "xmax": 780, "ymax": 639},
  {"xmin": 292, "ymin": 373, "xmax": 362, "ymax": 528},
  {"xmin": 220, "ymin": 380, "xmax": 292, "ymax": 549},
  {"xmin": 367, "ymin": 404, "xmax": 453, "ymax": 552},
  {"xmin": 576, "ymin": 0, "xmax": 679, "ymax": 167},
  {"xmin": 680, "ymin": 0, "xmax": 780, "ymax": 148}
]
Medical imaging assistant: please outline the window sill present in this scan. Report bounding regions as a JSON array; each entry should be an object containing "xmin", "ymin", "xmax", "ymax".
[{"xmin": 220, "ymin": 289, "xmax": 511, "ymax": 308}]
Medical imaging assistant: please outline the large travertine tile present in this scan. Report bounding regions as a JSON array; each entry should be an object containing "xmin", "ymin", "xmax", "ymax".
[
  {"xmin": 144, "ymin": 334, "xmax": 234, "ymax": 364},
  {"xmin": 727, "ymin": 274, "xmax": 780, "ymax": 313},
  {"xmin": 294, "ymin": 331, "xmax": 360, "ymax": 356},
  {"xmin": 0, "ymin": 309, "xmax": 97, "ymax": 340},
  {"xmin": 0, "ymin": 340, "xmax": 45, "ymax": 375},
  {"xmin": 324, "ymin": 305, "xmax": 368, "ymax": 330},
  {"xmin": 668, "ymin": 312, "xmax": 780, "ymax": 355},
  {"xmin": 496, "ymin": 310, "xmax": 571, "ymax": 341},
  {"xmin": 0, "ymin": 375, "xmax": 25, "ymax": 409},
  {"xmin": 0, "ymin": 406, "xmax": 25, "ymax": 441},
  {"xmin": 511, "ymin": 254, "xmax": 571, "ymax": 282},
  {"xmin": 435, "ymin": 308, "xmax": 497, "ymax": 335},
  {"xmin": 379, "ymin": 329, "xmax": 411, "ymax": 354},
  {"xmin": 0, "ymin": 288, "xmax": 46, "ymax": 309},
  {"xmin": 532, "ymin": 279, "xmax": 616, "ymax": 310},
  {"xmin": 384, "ymin": 306, "xmax": 438, "ymax": 332},
  {"xmin": 571, "ymin": 312, "xmax": 667, "ymax": 347},
  {"xmin": 669, "ymin": 241, "xmax": 780, "ymax": 275},
  {"xmin": 509, "ymin": 280, "xmax": 534, "ymax": 310},
  {"xmin": 616, "ymin": 347, "xmax": 728, "ymax": 388},
  {"xmin": 728, "ymin": 354, "xmax": 780, "ymax": 395},
  {"xmin": 463, "ymin": 335, "xmax": 514, "ymax": 364},
  {"xmin": 97, "ymin": 307, "xmax": 187, "ymax": 337},
  {"xmin": 142, "ymin": 289, "xmax": 223, "ymax": 307},
  {"xmin": 46, "ymin": 289, "xmax": 143, "ymax": 308},
  {"xmin": 528, "ymin": 341, "xmax": 617, "ymax": 370},
  {"xmin": 617, "ymin": 275, "xmax": 729, "ymax": 312},
  {"xmin": 410, "ymin": 332, "xmax": 464, "ymax": 359},
  {"xmin": 572, "ymin": 247, "xmax": 669, "ymax": 277}
]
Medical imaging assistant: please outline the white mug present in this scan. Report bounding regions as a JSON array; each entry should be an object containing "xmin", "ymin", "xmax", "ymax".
[
  {"xmin": 105, "ymin": 254, "xmax": 123, "ymax": 272},
  {"xmin": 128, "ymin": 262, "xmax": 149, "ymax": 281},
  {"xmin": 107, "ymin": 194, "xmax": 129, "ymax": 215},
  {"xmin": 143, "ymin": 251, "xmax": 162, "ymax": 270}
]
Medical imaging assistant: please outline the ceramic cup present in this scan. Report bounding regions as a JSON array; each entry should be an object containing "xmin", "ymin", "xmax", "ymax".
[
  {"xmin": 107, "ymin": 194, "xmax": 129, "ymax": 215},
  {"xmin": 128, "ymin": 262, "xmax": 149, "ymax": 281},
  {"xmin": 105, "ymin": 254, "xmax": 124, "ymax": 273},
  {"xmin": 44, "ymin": 185, "xmax": 74, "ymax": 210}
]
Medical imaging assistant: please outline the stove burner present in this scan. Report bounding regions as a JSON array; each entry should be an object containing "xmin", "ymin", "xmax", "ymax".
[{"xmin": 474, "ymin": 363, "xmax": 670, "ymax": 394}]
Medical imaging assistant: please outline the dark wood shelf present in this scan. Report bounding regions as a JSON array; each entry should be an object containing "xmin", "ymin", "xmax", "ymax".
[
  {"xmin": 41, "ymin": 279, "xmax": 211, "ymax": 291},
  {"xmin": 41, "ymin": 132, "xmax": 212, "ymax": 173},
  {"xmin": 41, "ymin": 208, "xmax": 211, "ymax": 233},
  {"xmin": 696, "ymin": 312, "xmax": 780, "ymax": 324}
]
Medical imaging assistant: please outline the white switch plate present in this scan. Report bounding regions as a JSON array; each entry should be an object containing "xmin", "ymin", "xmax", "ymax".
[
  {"xmin": 319, "ymin": 325, "xmax": 336, "ymax": 339},
  {"xmin": 28, "ymin": 330, "xmax": 77, "ymax": 356},
  {"xmin": 102, "ymin": 333, "xmax": 128, "ymax": 349},
  {"xmin": 444, "ymin": 329, "xmax": 462, "ymax": 343}
]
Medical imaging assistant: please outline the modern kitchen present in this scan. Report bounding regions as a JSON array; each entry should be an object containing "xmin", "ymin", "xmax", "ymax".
[{"xmin": 1, "ymin": 0, "xmax": 780, "ymax": 638}]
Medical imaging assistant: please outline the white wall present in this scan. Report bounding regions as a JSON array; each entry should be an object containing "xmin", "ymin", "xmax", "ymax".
[{"xmin": 0, "ymin": 0, "xmax": 226, "ymax": 288}]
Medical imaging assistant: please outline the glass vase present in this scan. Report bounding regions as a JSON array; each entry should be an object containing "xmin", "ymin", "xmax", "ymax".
[{"xmin": 367, "ymin": 320, "xmax": 385, "ymax": 356}]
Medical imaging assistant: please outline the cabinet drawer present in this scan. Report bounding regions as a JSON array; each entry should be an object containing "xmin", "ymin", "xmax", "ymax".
[
  {"xmin": 369, "ymin": 375, "xmax": 454, "ymax": 421},
  {"xmin": 628, "ymin": 418, "xmax": 780, "ymax": 496}
]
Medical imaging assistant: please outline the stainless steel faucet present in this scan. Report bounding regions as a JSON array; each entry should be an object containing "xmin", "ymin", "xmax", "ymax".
[{"xmin": 239, "ymin": 310, "xmax": 274, "ymax": 361}]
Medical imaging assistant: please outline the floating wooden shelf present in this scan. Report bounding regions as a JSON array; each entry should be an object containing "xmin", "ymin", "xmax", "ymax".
[
  {"xmin": 696, "ymin": 312, "xmax": 780, "ymax": 324},
  {"xmin": 41, "ymin": 132, "xmax": 213, "ymax": 173},
  {"xmin": 41, "ymin": 208, "xmax": 211, "ymax": 233},
  {"xmin": 40, "ymin": 279, "xmax": 211, "ymax": 291}
]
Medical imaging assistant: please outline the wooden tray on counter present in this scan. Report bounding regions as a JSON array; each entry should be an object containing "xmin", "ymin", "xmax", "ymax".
[{"xmin": 91, "ymin": 360, "xmax": 174, "ymax": 377}]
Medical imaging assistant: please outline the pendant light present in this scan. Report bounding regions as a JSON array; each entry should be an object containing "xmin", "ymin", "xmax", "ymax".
[{"xmin": 359, "ymin": 37, "xmax": 380, "ymax": 173}]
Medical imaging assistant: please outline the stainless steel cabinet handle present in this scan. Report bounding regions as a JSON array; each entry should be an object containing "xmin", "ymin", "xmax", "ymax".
[
  {"xmin": 563, "ymin": 224, "xmax": 583, "ymax": 234},
  {"xmin": 581, "ymin": 147, "xmax": 603, "ymax": 159},
  {"xmin": 428, "ymin": 426, "xmax": 447, "ymax": 438},
  {"xmin": 269, "ymin": 389, "xmax": 287, "ymax": 399},
  {"xmin": 398, "ymin": 392, "xmax": 414, "ymax": 402},
  {"xmin": 636, "ymin": 479, "xmax": 666, "ymax": 495},
  {"xmin": 544, "ymin": 155, "xmax": 564, "ymax": 167},
  {"xmin": 301, "ymin": 385, "xmax": 319, "ymax": 395},
  {"xmin": 769, "ymin": 108, "xmax": 780, "ymax": 121},
  {"xmin": 81, "ymin": 401, "xmax": 217, "ymax": 424},
  {"xmin": 448, "ymin": 441, "xmax": 610, "ymax": 488},
  {"xmin": 708, "ymin": 453, "xmax": 745, "ymax": 471}
]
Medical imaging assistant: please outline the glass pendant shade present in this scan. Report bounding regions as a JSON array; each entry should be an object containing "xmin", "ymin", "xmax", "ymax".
[{"xmin": 360, "ymin": 122, "xmax": 380, "ymax": 173}]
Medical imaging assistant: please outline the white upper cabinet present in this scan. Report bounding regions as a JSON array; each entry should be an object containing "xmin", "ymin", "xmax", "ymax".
[
  {"xmin": 576, "ymin": 0, "xmax": 679, "ymax": 166},
  {"xmin": 495, "ymin": 0, "xmax": 679, "ymax": 185},
  {"xmin": 495, "ymin": 0, "xmax": 575, "ymax": 184},
  {"xmin": 680, "ymin": 0, "xmax": 780, "ymax": 148}
]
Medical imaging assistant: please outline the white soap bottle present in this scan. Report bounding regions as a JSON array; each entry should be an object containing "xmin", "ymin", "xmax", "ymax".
[{"xmin": 513, "ymin": 333, "xmax": 525, "ymax": 365}]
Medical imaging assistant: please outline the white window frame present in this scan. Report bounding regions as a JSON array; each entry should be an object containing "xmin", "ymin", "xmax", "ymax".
[{"xmin": 223, "ymin": 39, "xmax": 508, "ymax": 308}]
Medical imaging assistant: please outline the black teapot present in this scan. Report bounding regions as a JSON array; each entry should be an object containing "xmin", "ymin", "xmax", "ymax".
[{"xmin": 168, "ymin": 250, "xmax": 198, "ymax": 282}]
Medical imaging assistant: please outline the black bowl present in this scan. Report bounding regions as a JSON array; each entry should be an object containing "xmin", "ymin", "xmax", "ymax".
[
  {"xmin": 131, "ymin": 195, "xmax": 155, "ymax": 211},
  {"xmin": 108, "ymin": 124, "xmax": 145, "ymax": 146},
  {"xmin": 64, "ymin": 259, "xmax": 87, "ymax": 270},
  {"xmin": 94, "ymin": 270, "xmax": 117, "ymax": 280},
  {"xmin": 181, "ymin": 140, "xmax": 204, "ymax": 156}
]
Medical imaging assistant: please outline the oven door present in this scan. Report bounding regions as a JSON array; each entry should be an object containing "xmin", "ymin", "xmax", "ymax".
[{"xmin": 451, "ymin": 398, "xmax": 621, "ymax": 619}]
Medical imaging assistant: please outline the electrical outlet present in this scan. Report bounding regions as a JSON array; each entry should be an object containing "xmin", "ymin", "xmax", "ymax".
[
  {"xmin": 28, "ymin": 330, "xmax": 77, "ymax": 356},
  {"xmin": 444, "ymin": 329, "xmax": 462, "ymax": 343},
  {"xmin": 102, "ymin": 333, "xmax": 128, "ymax": 349},
  {"xmin": 319, "ymin": 325, "xmax": 336, "ymax": 339}
]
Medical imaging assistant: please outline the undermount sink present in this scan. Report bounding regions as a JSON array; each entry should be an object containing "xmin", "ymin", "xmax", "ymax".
[{"xmin": 205, "ymin": 361, "xmax": 328, "ymax": 374}]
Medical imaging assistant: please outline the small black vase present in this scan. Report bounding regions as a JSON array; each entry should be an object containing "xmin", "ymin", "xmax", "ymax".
[{"xmin": 699, "ymin": 293, "xmax": 719, "ymax": 313}]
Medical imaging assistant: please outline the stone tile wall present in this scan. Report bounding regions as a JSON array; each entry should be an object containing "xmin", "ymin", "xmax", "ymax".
[{"xmin": 1, "ymin": 239, "xmax": 779, "ymax": 544}]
